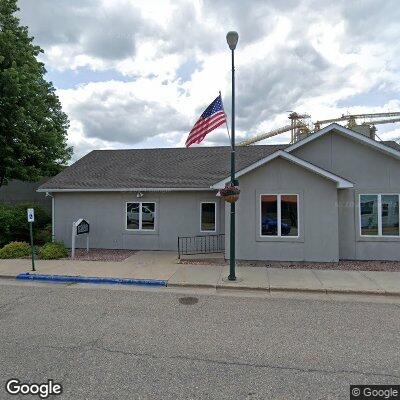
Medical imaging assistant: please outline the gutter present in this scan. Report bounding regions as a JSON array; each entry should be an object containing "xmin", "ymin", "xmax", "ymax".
[{"xmin": 37, "ymin": 187, "xmax": 217, "ymax": 193}]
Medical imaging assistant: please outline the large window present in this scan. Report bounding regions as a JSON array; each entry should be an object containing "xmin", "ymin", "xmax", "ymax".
[
  {"xmin": 360, "ymin": 194, "xmax": 399, "ymax": 236},
  {"xmin": 126, "ymin": 202, "xmax": 156, "ymax": 231},
  {"xmin": 200, "ymin": 202, "xmax": 216, "ymax": 232},
  {"xmin": 260, "ymin": 194, "xmax": 298, "ymax": 237}
]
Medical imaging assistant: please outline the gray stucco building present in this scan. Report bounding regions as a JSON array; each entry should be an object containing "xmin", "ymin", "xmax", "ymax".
[{"xmin": 38, "ymin": 124, "xmax": 400, "ymax": 262}]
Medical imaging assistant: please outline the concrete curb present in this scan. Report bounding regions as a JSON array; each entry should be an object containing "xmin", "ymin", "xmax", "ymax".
[
  {"xmin": 269, "ymin": 286, "xmax": 326, "ymax": 294},
  {"xmin": 0, "ymin": 274, "xmax": 18, "ymax": 280},
  {"xmin": 16, "ymin": 273, "xmax": 167, "ymax": 287},
  {"xmin": 324, "ymin": 288, "xmax": 385, "ymax": 295},
  {"xmin": 4, "ymin": 272, "xmax": 399, "ymax": 296},
  {"xmin": 384, "ymin": 290, "xmax": 400, "ymax": 296},
  {"xmin": 168, "ymin": 282, "xmax": 400, "ymax": 296},
  {"xmin": 167, "ymin": 282, "xmax": 216, "ymax": 289},
  {"xmin": 216, "ymin": 283, "xmax": 269, "ymax": 291}
]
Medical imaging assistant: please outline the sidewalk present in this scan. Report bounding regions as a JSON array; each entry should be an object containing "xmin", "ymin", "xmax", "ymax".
[
  {"xmin": 0, "ymin": 252, "xmax": 400, "ymax": 295},
  {"xmin": 0, "ymin": 251, "xmax": 180, "ymax": 280},
  {"xmin": 168, "ymin": 265, "xmax": 400, "ymax": 295}
]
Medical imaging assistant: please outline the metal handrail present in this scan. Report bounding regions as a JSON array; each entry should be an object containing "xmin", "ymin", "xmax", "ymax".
[{"xmin": 178, "ymin": 234, "xmax": 225, "ymax": 259}]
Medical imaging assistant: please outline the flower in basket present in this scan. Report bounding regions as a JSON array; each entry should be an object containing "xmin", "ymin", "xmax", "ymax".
[{"xmin": 218, "ymin": 185, "xmax": 240, "ymax": 197}]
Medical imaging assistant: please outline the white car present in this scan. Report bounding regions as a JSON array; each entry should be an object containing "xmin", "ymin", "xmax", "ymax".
[{"xmin": 127, "ymin": 205, "xmax": 154, "ymax": 227}]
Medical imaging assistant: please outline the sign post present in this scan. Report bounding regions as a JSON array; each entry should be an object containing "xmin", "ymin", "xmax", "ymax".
[
  {"xmin": 27, "ymin": 208, "xmax": 35, "ymax": 271},
  {"xmin": 71, "ymin": 219, "xmax": 90, "ymax": 259}
]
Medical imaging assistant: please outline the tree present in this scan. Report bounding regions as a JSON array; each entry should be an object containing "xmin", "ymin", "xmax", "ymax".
[{"xmin": 0, "ymin": 0, "xmax": 72, "ymax": 188}]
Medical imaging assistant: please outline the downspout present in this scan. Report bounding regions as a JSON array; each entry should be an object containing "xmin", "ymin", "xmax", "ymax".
[{"xmin": 46, "ymin": 192, "xmax": 55, "ymax": 242}]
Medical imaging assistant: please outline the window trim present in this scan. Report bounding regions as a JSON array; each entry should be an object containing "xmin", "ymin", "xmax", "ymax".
[
  {"xmin": 126, "ymin": 201, "xmax": 156, "ymax": 231},
  {"xmin": 359, "ymin": 194, "xmax": 400, "ymax": 238},
  {"xmin": 259, "ymin": 194, "xmax": 299, "ymax": 238},
  {"xmin": 200, "ymin": 201, "xmax": 217, "ymax": 233}
]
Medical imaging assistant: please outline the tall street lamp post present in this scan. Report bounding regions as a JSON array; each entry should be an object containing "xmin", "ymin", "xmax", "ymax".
[{"xmin": 226, "ymin": 31, "xmax": 239, "ymax": 281}]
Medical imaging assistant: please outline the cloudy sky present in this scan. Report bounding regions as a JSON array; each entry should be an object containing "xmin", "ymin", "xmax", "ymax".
[{"xmin": 18, "ymin": 0, "xmax": 400, "ymax": 161}]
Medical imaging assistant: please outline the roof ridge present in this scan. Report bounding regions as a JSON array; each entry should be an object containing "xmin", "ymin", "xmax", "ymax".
[{"xmin": 91, "ymin": 144, "xmax": 289, "ymax": 152}]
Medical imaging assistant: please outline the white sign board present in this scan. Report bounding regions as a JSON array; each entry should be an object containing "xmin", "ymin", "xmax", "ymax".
[
  {"xmin": 71, "ymin": 218, "xmax": 90, "ymax": 259},
  {"xmin": 27, "ymin": 208, "xmax": 35, "ymax": 223},
  {"xmin": 75, "ymin": 219, "xmax": 90, "ymax": 235}
]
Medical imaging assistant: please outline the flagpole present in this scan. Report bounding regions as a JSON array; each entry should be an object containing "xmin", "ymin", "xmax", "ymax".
[{"xmin": 219, "ymin": 91, "xmax": 231, "ymax": 143}]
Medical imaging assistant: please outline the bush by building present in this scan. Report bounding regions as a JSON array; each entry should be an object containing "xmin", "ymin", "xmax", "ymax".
[
  {"xmin": 0, "ymin": 241, "xmax": 31, "ymax": 259},
  {"xmin": 38, "ymin": 242, "xmax": 68, "ymax": 260},
  {"xmin": 0, "ymin": 203, "xmax": 51, "ymax": 247},
  {"xmin": 35, "ymin": 224, "xmax": 52, "ymax": 245}
]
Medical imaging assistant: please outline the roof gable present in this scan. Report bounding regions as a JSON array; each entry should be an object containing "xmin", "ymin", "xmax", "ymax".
[
  {"xmin": 211, "ymin": 150, "xmax": 354, "ymax": 189},
  {"xmin": 211, "ymin": 124, "xmax": 400, "ymax": 189},
  {"xmin": 286, "ymin": 123, "xmax": 400, "ymax": 160}
]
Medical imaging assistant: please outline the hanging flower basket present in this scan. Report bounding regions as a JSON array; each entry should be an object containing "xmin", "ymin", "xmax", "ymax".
[{"xmin": 219, "ymin": 186, "xmax": 240, "ymax": 203}]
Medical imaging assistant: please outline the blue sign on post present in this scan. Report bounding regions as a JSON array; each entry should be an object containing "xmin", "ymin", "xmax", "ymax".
[
  {"xmin": 27, "ymin": 208, "xmax": 34, "ymax": 223},
  {"xmin": 27, "ymin": 208, "xmax": 35, "ymax": 271}
]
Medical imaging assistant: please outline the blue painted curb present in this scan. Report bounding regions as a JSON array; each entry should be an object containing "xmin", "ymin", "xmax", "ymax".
[{"xmin": 16, "ymin": 273, "xmax": 167, "ymax": 287}]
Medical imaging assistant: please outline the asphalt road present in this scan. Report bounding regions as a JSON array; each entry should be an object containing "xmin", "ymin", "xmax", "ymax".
[{"xmin": 0, "ymin": 280, "xmax": 399, "ymax": 400}]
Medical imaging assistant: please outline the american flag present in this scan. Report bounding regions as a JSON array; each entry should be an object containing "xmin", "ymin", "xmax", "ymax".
[{"xmin": 186, "ymin": 95, "xmax": 227, "ymax": 147}]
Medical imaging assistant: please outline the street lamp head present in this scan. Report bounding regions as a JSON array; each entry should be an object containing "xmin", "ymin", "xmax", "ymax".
[{"xmin": 226, "ymin": 31, "xmax": 239, "ymax": 50}]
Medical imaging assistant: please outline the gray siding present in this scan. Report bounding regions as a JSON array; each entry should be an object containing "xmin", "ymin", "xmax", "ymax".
[
  {"xmin": 293, "ymin": 131, "xmax": 400, "ymax": 260},
  {"xmin": 54, "ymin": 191, "xmax": 223, "ymax": 250},
  {"xmin": 51, "ymin": 128, "xmax": 400, "ymax": 261},
  {"xmin": 226, "ymin": 157, "xmax": 339, "ymax": 262}
]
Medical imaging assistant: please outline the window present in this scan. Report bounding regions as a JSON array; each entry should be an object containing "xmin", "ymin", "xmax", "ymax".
[
  {"xmin": 126, "ymin": 202, "xmax": 155, "ymax": 231},
  {"xmin": 201, "ymin": 202, "xmax": 216, "ymax": 232},
  {"xmin": 260, "ymin": 194, "xmax": 298, "ymax": 237},
  {"xmin": 360, "ymin": 195, "xmax": 378, "ymax": 236},
  {"xmin": 360, "ymin": 194, "xmax": 399, "ymax": 236}
]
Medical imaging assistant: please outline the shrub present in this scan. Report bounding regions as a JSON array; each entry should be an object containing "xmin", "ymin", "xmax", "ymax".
[
  {"xmin": 35, "ymin": 224, "xmax": 52, "ymax": 245},
  {"xmin": 0, "ymin": 241, "xmax": 31, "ymax": 259},
  {"xmin": 39, "ymin": 241, "xmax": 68, "ymax": 260},
  {"xmin": 0, "ymin": 203, "xmax": 51, "ymax": 247},
  {"xmin": 0, "ymin": 205, "xmax": 15, "ymax": 246}
]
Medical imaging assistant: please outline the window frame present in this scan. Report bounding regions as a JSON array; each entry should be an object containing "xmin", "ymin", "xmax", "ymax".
[
  {"xmin": 359, "ymin": 194, "xmax": 400, "ymax": 237},
  {"xmin": 200, "ymin": 201, "xmax": 217, "ymax": 233},
  {"xmin": 126, "ymin": 201, "xmax": 156, "ymax": 231},
  {"xmin": 259, "ymin": 194, "xmax": 299, "ymax": 238}
]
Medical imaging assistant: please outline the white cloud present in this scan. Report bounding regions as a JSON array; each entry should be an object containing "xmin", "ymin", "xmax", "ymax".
[
  {"xmin": 58, "ymin": 79, "xmax": 191, "ymax": 146},
  {"xmin": 16, "ymin": 0, "xmax": 400, "ymax": 160}
]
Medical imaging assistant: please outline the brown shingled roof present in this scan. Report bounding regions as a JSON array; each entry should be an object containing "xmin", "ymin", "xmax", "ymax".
[
  {"xmin": 39, "ymin": 139, "xmax": 400, "ymax": 191},
  {"xmin": 39, "ymin": 145, "xmax": 288, "ymax": 190}
]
